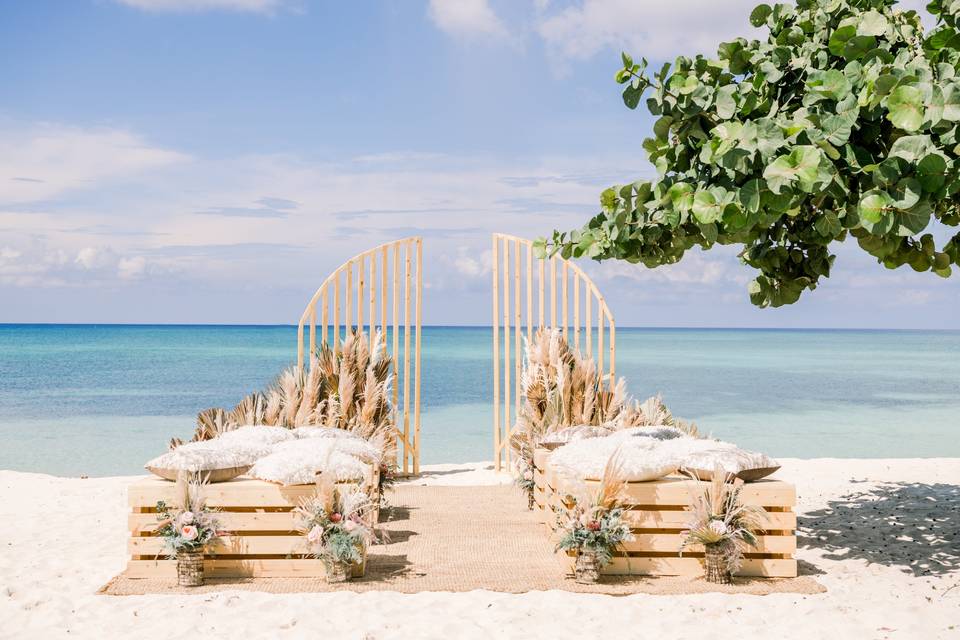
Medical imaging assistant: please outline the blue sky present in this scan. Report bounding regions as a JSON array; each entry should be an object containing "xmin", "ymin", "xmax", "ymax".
[{"xmin": 1, "ymin": 0, "xmax": 956, "ymax": 328}]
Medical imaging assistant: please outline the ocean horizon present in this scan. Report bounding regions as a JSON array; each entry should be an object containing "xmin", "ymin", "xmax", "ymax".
[{"xmin": 2, "ymin": 323, "xmax": 958, "ymax": 477}]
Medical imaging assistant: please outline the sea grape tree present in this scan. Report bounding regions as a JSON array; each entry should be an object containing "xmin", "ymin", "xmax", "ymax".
[{"xmin": 542, "ymin": 0, "xmax": 960, "ymax": 307}]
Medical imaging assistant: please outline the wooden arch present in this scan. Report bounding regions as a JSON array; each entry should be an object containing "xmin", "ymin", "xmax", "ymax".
[
  {"xmin": 296, "ymin": 237, "xmax": 423, "ymax": 474},
  {"xmin": 491, "ymin": 233, "xmax": 616, "ymax": 472}
]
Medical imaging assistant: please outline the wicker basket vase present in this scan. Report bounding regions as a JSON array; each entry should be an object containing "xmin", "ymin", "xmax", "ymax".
[
  {"xmin": 527, "ymin": 489, "xmax": 535, "ymax": 511},
  {"xmin": 325, "ymin": 560, "xmax": 351, "ymax": 583},
  {"xmin": 176, "ymin": 549, "xmax": 204, "ymax": 587},
  {"xmin": 704, "ymin": 546, "xmax": 732, "ymax": 584},
  {"xmin": 573, "ymin": 550, "xmax": 601, "ymax": 584}
]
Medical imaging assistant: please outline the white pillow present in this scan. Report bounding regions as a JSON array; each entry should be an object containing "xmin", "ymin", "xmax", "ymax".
[
  {"xmin": 292, "ymin": 426, "xmax": 363, "ymax": 441},
  {"xmin": 679, "ymin": 445, "xmax": 780, "ymax": 481},
  {"xmin": 610, "ymin": 426, "xmax": 690, "ymax": 441},
  {"xmin": 272, "ymin": 436, "xmax": 381, "ymax": 465},
  {"xmin": 540, "ymin": 425, "xmax": 611, "ymax": 446},
  {"xmin": 549, "ymin": 435, "xmax": 676, "ymax": 482},
  {"xmin": 248, "ymin": 440, "xmax": 371, "ymax": 485},
  {"xmin": 145, "ymin": 440, "xmax": 261, "ymax": 481},
  {"xmin": 215, "ymin": 425, "xmax": 296, "ymax": 456}
]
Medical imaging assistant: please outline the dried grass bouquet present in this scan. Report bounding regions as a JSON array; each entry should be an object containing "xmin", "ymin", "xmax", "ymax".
[
  {"xmin": 155, "ymin": 476, "xmax": 223, "ymax": 556},
  {"xmin": 681, "ymin": 471, "xmax": 766, "ymax": 583}
]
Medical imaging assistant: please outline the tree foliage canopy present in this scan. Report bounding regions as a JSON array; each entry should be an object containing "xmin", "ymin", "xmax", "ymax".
[{"xmin": 542, "ymin": 0, "xmax": 960, "ymax": 307}]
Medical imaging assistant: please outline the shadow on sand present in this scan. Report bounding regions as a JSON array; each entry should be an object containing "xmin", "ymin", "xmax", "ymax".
[{"xmin": 798, "ymin": 481, "xmax": 959, "ymax": 577}]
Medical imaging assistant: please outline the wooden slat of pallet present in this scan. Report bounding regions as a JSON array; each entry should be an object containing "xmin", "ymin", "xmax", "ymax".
[
  {"xmin": 620, "ymin": 533, "xmax": 796, "ymax": 555},
  {"xmin": 569, "ymin": 477, "xmax": 795, "ymax": 507},
  {"xmin": 129, "ymin": 534, "xmax": 306, "ymax": 557},
  {"xmin": 562, "ymin": 556, "xmax": 798, "ymax": 578},
  {"xmin": 129, "ymin": 511, "xmax": 299, "ymax": 534},
  {"xmin": 541, "ymin": 492, "xmax": 797, "ymax": 530},
  {"xmin": 128, "ymin": 477, "xmax": 369, "ymax": 509},
  {"xmin": 126, "ymin": 558, "xmax": 364, "ymax": 579}
]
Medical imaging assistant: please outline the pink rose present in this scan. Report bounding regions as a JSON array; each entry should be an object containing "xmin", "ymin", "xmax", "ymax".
[
  {"xmin": 307, "ymin": 525, "xmax": 323, "ymax": 544},
  {"xmin": 180, "ymin": 525, "xmax": 198, "ymax": 541},
  {"xmin": 330, "ymin": 513, "xmax": 342, "ymax": 523},
  {"xmin": 586, "ymin": 520, "xmax": 601, "ymax": 531}
]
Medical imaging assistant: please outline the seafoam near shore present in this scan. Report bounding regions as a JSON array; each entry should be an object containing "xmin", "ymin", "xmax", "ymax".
[{"xmin": 1, "ymin": 459, "xmax": 958, "ymax": 639}]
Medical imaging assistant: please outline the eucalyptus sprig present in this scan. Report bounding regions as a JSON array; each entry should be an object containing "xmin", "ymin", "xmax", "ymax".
[{"xmin": 543, "ymin": 0, "xmax": 960, "ymax": 307}]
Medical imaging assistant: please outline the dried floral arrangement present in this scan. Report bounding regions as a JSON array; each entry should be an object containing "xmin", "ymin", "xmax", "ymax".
[
  {"xmin": 554, "ymin": 453, "xmax": 634, "ymax": 583},
  {"xmin": 295, "ymin": 474, "xmax": 375, "ymax": 582},
  {"xmin": 681, "ymin": 472, "xmax": 765, "ymax": 583},
  {"xmin": 171, "ymin": 329, "xmax": 396, "ymax": 466},
  {"xmin": 155, "ymin": 477, "xmax": 224, "ymax": 557}
]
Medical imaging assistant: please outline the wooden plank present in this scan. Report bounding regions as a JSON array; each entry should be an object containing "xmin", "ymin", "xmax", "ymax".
[
  {"xmin": 562, "ymin": 556, "xmax": 798, "ymax": 578},
  {"xmin": 125, "ymin": 558, "xmax": 353, "ymax": 579},
  {"xmin": 130, "ymin": 535, "xmax": 308, "ymax": 557},
  {"xmin": 609, "ymin": 317, "xmax": 616, "ymax": 390},
  {"xmin": 321, "ymin": 287, "xmax": 328, "ymax": 349},
  {"xmin": 130, "ymin": 511, "xmax": 298, "ymax": 535},
  {"xmin": 573, "ymin": 272, "xmax": 580, "ymax": 351},
  {"xmin": 548, "ymin": 476, "xmax": 796, "ymax": 507},
  {"xmin": 381, "ymin": 245, "xmax": 388, "ymax": 338},
  {"xmin": 369, "ymin": 251, "xmax": 376, "ymax": 350},
  {"xmin": 357, "ymin": 254, "xmax": 364, "ymax": 335},
  {"xmin": 128, "ymin": 477, "xmax": 368, "ymax": 509},
  {"xmin": 526, "ymin": 242, "xmax": 532, "ymax": 344},
  {"xmin": 562, "ymin": 260, "xmax": 568, "ymax": 339},
  {"xmin": 392, "ymin": 243, "xmax": 400, "ymax": 409},
  {"xmin": 403, "ymin": 240, "xmax": 412, "ymax": 474},
  {"xmin": 618, "ymin": 534, "xmax": 795, "ymax": 555},
  {"xmin": 585, "ymin": 288, "xmax": 592, "ymax": 357},
  {"xmin": 538, "ymin": 256, "xmax": 545, "ymax": 328},
  {"xmin": 513, "ymin": 239, "xmax": 521, "ymax": 466},
  {"xmin": 345, "ymin": 260, "xmax": 353, "ymax": 332},
  {"xmin": 502, "ymin": 236, "xmax": 511, "ymax": 462},
  {"xmin": 333, "ymin": 270, "xmax": 341, "ymax": 354},
  {"xmin": 550, "ymin": 257, "xmax": 557, "ymax": 328},
  {"xmin": 414, "ymin": 237, "xmax": 422, "ymax": 475},
  {"xmin": 492, "ymin": 236, "xmax": 501, "ymax": 471}
]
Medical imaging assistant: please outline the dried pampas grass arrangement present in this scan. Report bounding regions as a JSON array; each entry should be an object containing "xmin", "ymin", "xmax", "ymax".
[{"xmin": 178, "ymin": 330, "xmax": 396, "ymax": 466}]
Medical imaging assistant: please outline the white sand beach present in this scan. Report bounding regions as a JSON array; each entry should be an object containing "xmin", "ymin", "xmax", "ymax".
[{"xmin": 0, "ymin": 458, "xmax": 957, "ymax": 640}]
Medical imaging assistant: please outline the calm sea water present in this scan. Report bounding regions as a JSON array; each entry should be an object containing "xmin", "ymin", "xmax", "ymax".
[{"xmin": 0, "ymin": 325, "xmax": 958, "ymax": 476}]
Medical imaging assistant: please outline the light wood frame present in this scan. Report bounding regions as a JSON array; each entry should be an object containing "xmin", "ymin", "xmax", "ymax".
[
  {"xmin": 491, "ymin": 233, "xmax": 615, "ymax": 472},
  {"xmin": 296, "ymin": 237, "xmax": 423, "ymax": 475}
]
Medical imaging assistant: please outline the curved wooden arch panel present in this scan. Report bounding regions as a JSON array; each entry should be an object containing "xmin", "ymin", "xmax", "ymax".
[
  {"xmin": 491, "ymin": 233, "xmax": 615, "ymax": 472},
  {"xmin": 296, "ymin": 237, "xmax": 423, "ymax": 475}
]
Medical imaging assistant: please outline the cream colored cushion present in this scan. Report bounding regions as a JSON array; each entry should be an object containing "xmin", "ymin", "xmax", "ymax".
[
  {"xmin": 145, "ymin": 440, "xmax": 260, "ymax": 482},
  {"xmin": 248, "ymin": 439, "xmax": 371, "ymax": 485}
]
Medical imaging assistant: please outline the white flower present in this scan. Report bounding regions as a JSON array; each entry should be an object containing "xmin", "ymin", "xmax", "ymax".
[
  {"xmin": 307, "ymin": 525, "xmax": 323, "ymax": 544},
  {"xmin": 708, "ymin": 520, "xmax": 728, "ymax": 536},
  {"xmin": 343, "ymin": 520, "xmax": 357, "ymax": 532},
  {"xmin": 522, "ymin": 470, "xmax": 534, "ymax": 481},
  {"xmin": 178, "ymin": 511, "xmax": 194, "ymax": 525}
]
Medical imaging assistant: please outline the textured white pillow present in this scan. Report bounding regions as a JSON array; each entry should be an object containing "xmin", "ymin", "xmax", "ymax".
[
  {"xmin": 214, "ymin": 425, "xmax": 296, "ymax": 456},
  {"xmin": 679, "ymin": 445, "xmax": 780, "ymax": 481},
  {"xmin": 272, "ymin": 436, "xmax": 381, "ymax": 465},
  {"xmin": 144, "ymin": 440, "xmax": 261, "ymax": 481},
  {"xmin": 549, "ymin": 435, "xmax": 676, "ymax": 482},
  {"xmin": 540, "ymin": 425, "xmax": 612, "ymax": 446},
  {"xmin": 292, "ymin": 426, "xmax": 363, "ymax": 441},
  {"xmin": 609, "ymin": 426, "xmax": 691, "ymax": 441},
  {"xmin": 248, "ymin": 439, "xmax": 371, "ymax": 485}
]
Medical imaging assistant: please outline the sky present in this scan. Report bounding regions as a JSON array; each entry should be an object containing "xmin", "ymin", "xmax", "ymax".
[{"xmin": 0, "ymin": 0, "xmax": 956, "ymax": 328}]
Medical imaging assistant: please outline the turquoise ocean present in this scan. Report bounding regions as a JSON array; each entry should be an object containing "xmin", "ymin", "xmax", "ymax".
[{"xmin": 1, "ymin": 325, "xmax": 958, "ymax": 477}]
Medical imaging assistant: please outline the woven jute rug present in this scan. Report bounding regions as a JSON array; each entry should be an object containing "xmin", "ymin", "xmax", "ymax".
[{"xmin": 100, "ymin": 485, "xmax": 824, "ymax": 596}]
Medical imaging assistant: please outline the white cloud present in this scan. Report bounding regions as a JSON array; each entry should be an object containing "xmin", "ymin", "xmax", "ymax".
[
  {"xmin": 428, "ymin": 0, "xmax": 510, "ymax": 40},
  {"xmin": 0, "ymin": 124, "xmax": 188, "ymax": 205},
  {"xmin": 112, "ymin": 0, "xmax": 285, "ymax": 12},
  {"xmin": 0, "ymin": 242, "xmax": 154, "ymax": 287},
  {"xmin": 536, "ymin": 0, "xmax": 762, "ymax": 62}
]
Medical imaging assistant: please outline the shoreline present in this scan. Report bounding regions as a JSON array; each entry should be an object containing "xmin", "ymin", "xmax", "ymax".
[{"xmin": 1, "ymin": 458, "xmax": 958, "ymax": 639}]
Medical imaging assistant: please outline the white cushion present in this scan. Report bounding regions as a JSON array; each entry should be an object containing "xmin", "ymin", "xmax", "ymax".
[
  {"xmin": 248, "ymin": 439, "xmax": 371, "ymax": 485},
  {"xmin": 215, "ymin": 425, "xmax": 296, "ymax": 456},
  {"xmin": 272, "ymin": 436, "xmax": 381, "ymax": 465},
  {"xmin": 540, "ymin": 425, "xmax": 611, "ymax": 445},
  {"xmin": 608, "ymin": 426, "xmax": 690, "ymax": 441},
  {"xmin": 144, "ymin": 440, "xmax": 261, "ymax": 481},
  {"xmin": 549, "ymin": 435, "xmax": 675, "ymax": 482},
  {"xmin": 678, "ymin": 445, "xmax": 780, "ymax": 481},
  {"xmin": 291, "ymin": 426, "xmax": 363, "ymax": 441}
]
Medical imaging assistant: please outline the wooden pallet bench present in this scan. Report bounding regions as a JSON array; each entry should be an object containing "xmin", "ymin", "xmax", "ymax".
[
  {"xmin": 126, "ymin": 475, "xmax": 376, "ymax": 579},
  {"xmin": 533, "ymin": 448, "xmax": 798, "ymax": 578}
]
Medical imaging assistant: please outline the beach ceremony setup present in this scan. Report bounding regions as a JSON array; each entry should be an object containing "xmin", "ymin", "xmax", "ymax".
[{"xmin": 2, "ymin": 0, "xmax": 960, "ymax": 638}]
